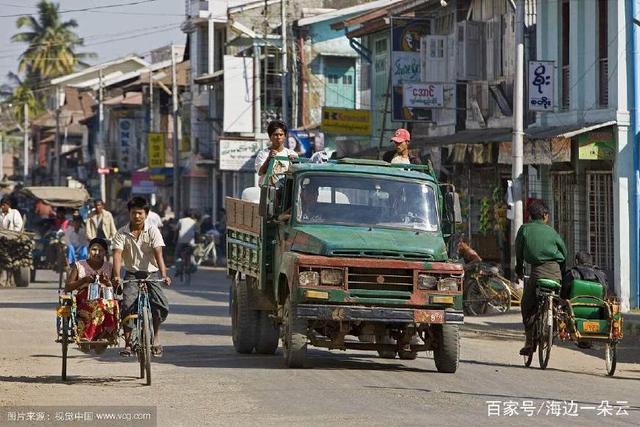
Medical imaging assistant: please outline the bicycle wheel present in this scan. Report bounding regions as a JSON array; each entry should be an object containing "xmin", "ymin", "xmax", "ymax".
[
  {"xmin": 605, "ymin": 342, "xmax": 617, "ymax": 376},
  {"xmin": 142, "ymin": 307, "xmax": 152, "ymax": 386},
  {"xmin": 135, "ymin": 319, "xmax": 144, "ymax": 379},
  {"xmin": 538, "ymin": 297, "xmax": 553, "ymax": 369},
  {"xmin": 487, "ymin": 278, "xmax": 511, "ymax": 313},
  {"xmin": 61, "ymin": 317, "xmax": 69, "ymax": 381},
  {"xmin": 464, "ymin": 280, "xmax": 487, "ymax": 316}
]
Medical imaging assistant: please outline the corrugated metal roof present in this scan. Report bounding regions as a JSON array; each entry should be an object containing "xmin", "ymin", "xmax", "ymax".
[{"xmin": 298, "ymin": 0, "xmax": 400, "ymax": 27}]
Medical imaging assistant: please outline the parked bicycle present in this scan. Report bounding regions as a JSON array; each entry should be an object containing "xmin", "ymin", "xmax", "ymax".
[{"xmin": 463, "ymin": 262, "xmax": 517, "ymax": 316}]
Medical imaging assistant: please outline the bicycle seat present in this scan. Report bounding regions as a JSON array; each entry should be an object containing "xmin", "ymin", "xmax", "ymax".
[{"xmin": 536, "ymin": 278, "xmax": 561, "ymax": 291}]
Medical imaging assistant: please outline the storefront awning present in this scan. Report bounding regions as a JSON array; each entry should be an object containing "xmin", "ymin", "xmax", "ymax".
[{"xmin": 525, "ymin": 121, "xmax": 616, "ymax": 140}]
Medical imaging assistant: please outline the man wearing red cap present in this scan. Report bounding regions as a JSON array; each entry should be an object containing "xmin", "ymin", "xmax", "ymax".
[{"xmin": 382, "ymin": 128, "xmax": 421, "ymax": 164}]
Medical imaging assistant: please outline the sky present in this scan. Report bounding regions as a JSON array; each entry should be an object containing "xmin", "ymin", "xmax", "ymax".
[{"xmin": 0, "ymin": 0, "xmax": 186, "ymax": 85}]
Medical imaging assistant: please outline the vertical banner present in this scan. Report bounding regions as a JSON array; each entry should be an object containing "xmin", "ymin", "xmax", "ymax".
[
  {"xmin": 117, "ymin": 118, "xmax": 134, "ymax": 171},
  {"xmin": 147, "ymin": 132, "xmax": 165, "ymax": 168},
  {"xmin": 391, "ymin": 17, "xmax": 430, "ymax": 122},
  {"xmin": 528, "ymin": 60, "xmax": 554, "ymax": 111}
]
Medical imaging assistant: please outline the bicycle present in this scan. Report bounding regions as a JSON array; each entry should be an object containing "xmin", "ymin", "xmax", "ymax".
[
  {"xmin": 523, "ymin": 278, "xmax": 561, "ymax": 369},
  {"xmin": 193, "ymin": 233, "xmax": 218, "ymax": 267},
  {"xmin": 120, "ymin": 275, "xmax": 164, "ymax": 386},
  {"xmin": 175, "ymin": 244, "xmax": 196, "ymax": 286}
]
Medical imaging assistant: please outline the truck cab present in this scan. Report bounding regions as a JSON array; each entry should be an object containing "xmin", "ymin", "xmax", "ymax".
[{"xmin": 227, "ymin": 158, "xmax": 464, "ymax": 372}]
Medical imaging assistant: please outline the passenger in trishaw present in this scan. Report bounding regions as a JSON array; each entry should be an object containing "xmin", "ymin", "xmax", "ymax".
[{"xmin": 64, "ymin": 238, "xmax": 118, "ymax": 354}]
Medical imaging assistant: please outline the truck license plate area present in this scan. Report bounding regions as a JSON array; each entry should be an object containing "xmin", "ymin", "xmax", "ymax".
[
  {"xmin": 582, "ymin": 321, "xmax": 600, "ymax": 333},
  {"xmin": 414, "ymin": 310, "xmax": 444, "ymax": 324}
]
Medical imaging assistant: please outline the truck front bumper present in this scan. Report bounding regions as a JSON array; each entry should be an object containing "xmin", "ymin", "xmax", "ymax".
[{"xmin": 296, "ymin": 304, "xmax": 464, "ymax": 324}]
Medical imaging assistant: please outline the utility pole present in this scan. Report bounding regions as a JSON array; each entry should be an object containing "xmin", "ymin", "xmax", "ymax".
[
  {"xmin": 55, "ymin": 96, "xmax": 61, "ymax": 186},
  {"xmin": 510, "ymin": 0, "xmax": 525, "ymax": 275},
  {"xmin": 23, "ymin": 103, "xmax": 28, "ymax": 183},
  {"xmin": 149, "ymin": 69, "xmax": 154, "ymax": 131},
  {"xmin": 171, "ymin": 44, "xmax": 180, "ymax": 216},
  {"xmin": 0, "ymin": 132, "xmax": 4, "ymax": 181},
  {"xmin": 253, "ymin": 41, "xmax": 262, "ymax": 187},
  {"xmin": 281, "ymin": 0, "xmax": 288, "ymax": 124},
  {"xmin": 98, "ymin": 68, "xmax": 106, "ymax": 202}
]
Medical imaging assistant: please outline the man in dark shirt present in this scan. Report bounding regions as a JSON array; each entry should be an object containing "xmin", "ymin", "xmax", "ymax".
[
  {"xmin": 562, "ymin": 251, "xmax": 610, "ymax": 300},
  {"xmin": 515, "ymin": 200, "xmax": 567, "ymax": 356}
]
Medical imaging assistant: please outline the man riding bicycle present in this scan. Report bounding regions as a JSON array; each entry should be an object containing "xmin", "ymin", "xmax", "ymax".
[
  {"xmin": 112, "ymin": 197, "xmax": 171, "ymax": 358},
  {"xmin": 515, "ymin": 200, "xmax": 567, "ymax": 356}
]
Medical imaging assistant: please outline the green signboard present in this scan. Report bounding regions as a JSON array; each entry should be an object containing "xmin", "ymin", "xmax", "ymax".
[{"xmin": 578, "ymin": 129, "xmax": 615, "ymax": 160}]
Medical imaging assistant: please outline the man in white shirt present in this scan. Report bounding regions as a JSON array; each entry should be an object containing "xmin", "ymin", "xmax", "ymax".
[
  {"xmin": 175, "ymin": 210, "xmax": 199, "ymax": 259},
  {"xmin": 0, "ymin": 197, "xmax": 23, "ymax": 232},
  {"xmin": 255, "ymin": 120, "xmax": 298, "ymax": 185},
  {"xmin": 146, "ymin": 209, "xmax": 163, "ymax": 229}
]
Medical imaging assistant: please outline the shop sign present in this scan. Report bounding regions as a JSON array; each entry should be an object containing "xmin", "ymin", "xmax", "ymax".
[
  {"xmin": 219, "ymin": 139, "xmax": 262, "ymax": 171},
  {"xmin": 118, "ymin": 118, "xmax": 134, "ymax": 171},
  {"xmin": 528, "ymin": 61, "xmax": 554, "ymax": 111},
  {"xmin": 321, "ymin": 107, "xmax": 371, "ymax": 136},
  {"xmin": 132, "ymin": 171, "xmax": 156, "ymax": 194},
  {"xmin": 147, "ymin": 132, "xmax": 165, "ymax": 168},
  {"xmin": 578, "ymin": 129, "xmax": 615, "ymax": 160},
  {"xmin": 403, "ymin": 83, "xmax": 444, "ymax": 108}
]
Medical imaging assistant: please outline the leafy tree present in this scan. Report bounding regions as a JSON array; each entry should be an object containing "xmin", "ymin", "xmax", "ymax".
[{"xmin": 11, "ymin": 0, "xmax": 95, "ymax": 82}]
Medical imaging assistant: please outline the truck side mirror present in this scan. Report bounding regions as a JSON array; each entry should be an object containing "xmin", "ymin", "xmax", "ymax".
[
  {"xmin": 445, "ymin": 192, "xmax": 462, "ymax": 224},
  {"xmin": 259, "ymin": 186, "xmax": 276, "ymax": 219}
]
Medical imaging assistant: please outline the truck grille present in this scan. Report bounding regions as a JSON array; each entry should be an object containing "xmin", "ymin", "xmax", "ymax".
[{"xmin": 347, "ymin": 267, "xmax": 414, "ymax": 300}]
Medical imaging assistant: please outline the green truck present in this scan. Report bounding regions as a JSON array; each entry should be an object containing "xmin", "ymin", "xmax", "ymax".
[{"xmin": 226, "ymin": 158, "xmax": 464, "ymax": 372}]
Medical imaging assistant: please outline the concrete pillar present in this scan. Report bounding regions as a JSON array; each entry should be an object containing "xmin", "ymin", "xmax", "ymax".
[{"xmin": 614, "ymin": 124, "xmax": 632, "ymax": 312}]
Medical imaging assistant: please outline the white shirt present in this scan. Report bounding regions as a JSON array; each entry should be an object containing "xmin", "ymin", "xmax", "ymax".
[
  {"xmin": 0, "ymin": 209, "xmax": 24, "ymax": 232},
  {"xmin": 255, "ymin": 147, "xmax": 298, "ymax": 184},
  {"xmin": 112, "ymin": 223, "xmax": 165, "ymax": 273},
  {"xmin": 145, "ymin": 211, "xmax": 163, "ymax": 229},
  {"xmin": 177, "ymin": 217, "xmax": 197, "ymax": 245},
  {"xmin": 390, "ymin": 155, "xmax": 411, "ymax": 164}
]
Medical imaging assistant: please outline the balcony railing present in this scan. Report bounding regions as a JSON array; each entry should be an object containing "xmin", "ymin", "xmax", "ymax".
[
  {"xmin": 598, "ymin": 58, "xmax": 608, "ymax": 108},
  {"xmin": 561, "ymin": 65, "xmax": 570, "ymax": 110}
]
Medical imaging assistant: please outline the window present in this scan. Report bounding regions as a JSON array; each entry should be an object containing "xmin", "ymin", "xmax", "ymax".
[
  {"xmin": 342, "ymin": 75, "xmax": 353, "ymax": 85},
  {"xmin": 598, "ymin": 0, "xmax": 608, "ymax": 107}
]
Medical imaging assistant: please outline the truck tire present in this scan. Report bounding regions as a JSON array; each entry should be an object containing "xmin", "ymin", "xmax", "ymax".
[
  {"xmin": 14, "ymin": 267, "xmax": 30, "ymax": 287},
  {"xmin": 433, "ymin": 324, "xmax": 460, "ymax": 373},
  {"xmin": 231, "ymin": 277, "xmax": 258, "ymax": 354},
  {"xmin": 255, "ymin": 311, "xmax": 279, "ymax": 355},
  {"xmin": 282, "ymin": 296, "xmax": 306, "ymax": 368},
  {"xmin": 375, "ymin": 334, "xmax": 397, "ymax": 359}
]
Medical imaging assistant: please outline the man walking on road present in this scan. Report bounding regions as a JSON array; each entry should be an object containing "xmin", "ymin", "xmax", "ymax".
[
  {"xmin": 515, "ymin": 200, "xmax": 567, "ymax": 356},
  {"xmin": 112, "ymin": 197, "xmax": 171, "ymax": 358},
  {"xmin": 86, "ymin": 199, "xmax": 117, "ymax": 243}
]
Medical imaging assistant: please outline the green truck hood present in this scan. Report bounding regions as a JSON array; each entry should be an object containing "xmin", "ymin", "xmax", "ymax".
[{"xmin": 290, "ymin": 225, "xmax": 448, "ymax": 261}]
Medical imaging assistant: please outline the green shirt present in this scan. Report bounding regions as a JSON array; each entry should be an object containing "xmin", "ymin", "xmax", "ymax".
[{"xmin": 515, "ymin": 220, "xmax": 567, "ymax": 270}]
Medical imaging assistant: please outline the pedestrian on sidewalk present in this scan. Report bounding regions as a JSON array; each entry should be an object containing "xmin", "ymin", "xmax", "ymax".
[{"xmin": 112, "ymin": 196, "xmax": 171, "ymax": 358}]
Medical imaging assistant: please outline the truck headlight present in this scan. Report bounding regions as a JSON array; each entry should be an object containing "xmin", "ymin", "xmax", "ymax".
[
  {"xmin": 418, "ymin": 274, "xmax": 438, "ymax": 290},
  {"xmin": 321, "ymin": 269, "xmax": 343, "ymax": 285},
  {"xmin": 438, "ymin": 277, "xmax": 459, "ymax": 291},
  {"xmin": 299, "ymin": 271, "xmax": 319, "ymax": 287}
]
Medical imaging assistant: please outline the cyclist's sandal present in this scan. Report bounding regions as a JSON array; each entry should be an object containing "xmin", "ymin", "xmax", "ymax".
[
  {"xmin": 151, "ymin": 345, "xmax": 163, "ymax": 358},
  {"xmin": 119, "ymin": 346, "xmax": 133, "ymax": 357}
]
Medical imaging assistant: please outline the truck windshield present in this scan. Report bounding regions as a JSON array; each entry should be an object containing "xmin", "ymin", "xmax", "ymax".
[{"xmin": 295, "ymin": 174, "xmax": 439, "ymax": 232}]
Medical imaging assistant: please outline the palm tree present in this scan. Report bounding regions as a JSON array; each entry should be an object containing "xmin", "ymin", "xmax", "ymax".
[
  {"xmin": 11, "ymin": 0, "xmax": 95, "ymax": 82},
  {"xmin": 3, "ymin": 72, "xmax": 42, "ymax": 125}
]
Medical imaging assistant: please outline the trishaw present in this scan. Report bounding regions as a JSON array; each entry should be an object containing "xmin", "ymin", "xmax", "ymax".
[
  {"xmin": 18, "ymin": 186, "xmax": 90, "ymax": 285},
  {"xmin": 55, "ymin": 272, "xmax": 159, "ymax": 385},
  {"xmin": 523, "ymin": 278, "xmax": 623, "ymax": 376}
]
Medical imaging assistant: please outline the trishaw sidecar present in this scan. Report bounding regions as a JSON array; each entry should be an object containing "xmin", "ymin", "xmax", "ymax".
[{"xmin": 559, "ymin": 279, "xmax": 623, "ymax": 376}]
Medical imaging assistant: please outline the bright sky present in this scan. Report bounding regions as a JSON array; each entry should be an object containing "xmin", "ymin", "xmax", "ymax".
[{"xmin": 0, "ymin": 0, "xmax": 185, "ymax": 85}]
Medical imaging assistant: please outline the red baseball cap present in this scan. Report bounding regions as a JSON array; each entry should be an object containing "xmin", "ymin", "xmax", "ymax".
[{"xmin": 391, "ymin": 128, "xmax": 410, "ymax": 144}]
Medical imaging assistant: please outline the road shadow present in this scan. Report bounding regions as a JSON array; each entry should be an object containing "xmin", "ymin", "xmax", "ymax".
[
  {"xmin": 0, "ymin": 375, "xmax": 140, "ymax": 386},
  {"xmin": 161, "ymin": 322, "xmax": 231, "ymax": 336},
  {"xmin": 0, "ymin": 301, "xmax": 55, "ymax": 310}
]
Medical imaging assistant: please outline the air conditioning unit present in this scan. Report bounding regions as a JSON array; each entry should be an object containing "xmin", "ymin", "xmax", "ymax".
[{"xmin": 456, "ymin": 21, "xmax": 486, "ymax": 81}]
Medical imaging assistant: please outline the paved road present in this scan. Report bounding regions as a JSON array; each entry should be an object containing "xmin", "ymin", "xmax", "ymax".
[{"xmin": 0, "ymin": 269, "xmax": 638, "ymax": 426}]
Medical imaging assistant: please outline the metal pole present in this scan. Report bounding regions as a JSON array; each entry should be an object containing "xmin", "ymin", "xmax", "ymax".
[
  {"xmin": 0, "ymin": 133, "xmax": 4, "ymax": 180},
  {"xmin": 253, "ymin": 41, "xmax": 262, "ymax": 187},
  {"xmin": 510, "ymin": 0, "xmax": 525, "ymax": 275},
  {"xmin": 23, "ymin": 103, "xmax": 28, "ymax": 182},
  {"xmin": 171, "ymin": 44, "xmax": 180, "ymax": 215},
  {"xmin": 281, "ymin": 0, "xmax": 287, "ymax": 123},
  {"xmin": 55, "ymin": 106, "xmax": 61, "ymax": 186},
  {"xmin": 98, "ymin": 68, "xmax": 106, "ymax": 201},
  {"xmin": 149, "ymin": 69, "xmax": 154, "ymax": 131}
]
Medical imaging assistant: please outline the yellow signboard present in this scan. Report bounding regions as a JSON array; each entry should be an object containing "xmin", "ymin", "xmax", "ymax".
[
  {"xmin": 321, "ymin": 107, "xmax": 371, "ymax": 136},
  {"xmin": 578, "ymin": 130, "xmax": 615, "ymax": 160},
  {"xmin": 147, "ymin": 133, "xmax": 165, "ymax": 168}
]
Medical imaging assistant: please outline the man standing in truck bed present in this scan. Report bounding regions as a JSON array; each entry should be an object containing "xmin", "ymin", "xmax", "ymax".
[{"xmin": 255, "ymin": 120, "xmax": 298, "ymax": 185}]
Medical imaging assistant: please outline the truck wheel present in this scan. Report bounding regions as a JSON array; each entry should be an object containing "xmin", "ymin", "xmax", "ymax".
[
  {"xmin": 14, "ymin": 267, "xmax": 30, "ymax": 287},
  {"xmin": 282, "ymin": 296, "xmax": 306, "ymax": 368},
  {"xmin": 433, "ymin": 324, "xmax": 460, "ymax": 373},
  {"xmin": 375, "ymin": 334, "xmax": 397, "ymax": 359},
  {"xmin": 231, "ymin": 277, "xmax": 258, "ymax": 354},
  {"xmin": 255, "ymin": 311, "xmax": 279, "ymax": 355}
]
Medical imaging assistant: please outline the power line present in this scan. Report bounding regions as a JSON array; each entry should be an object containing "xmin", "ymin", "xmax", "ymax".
[{"xmin": 0, "ymin": 0, "xmax": 158, "ymax": 18}]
